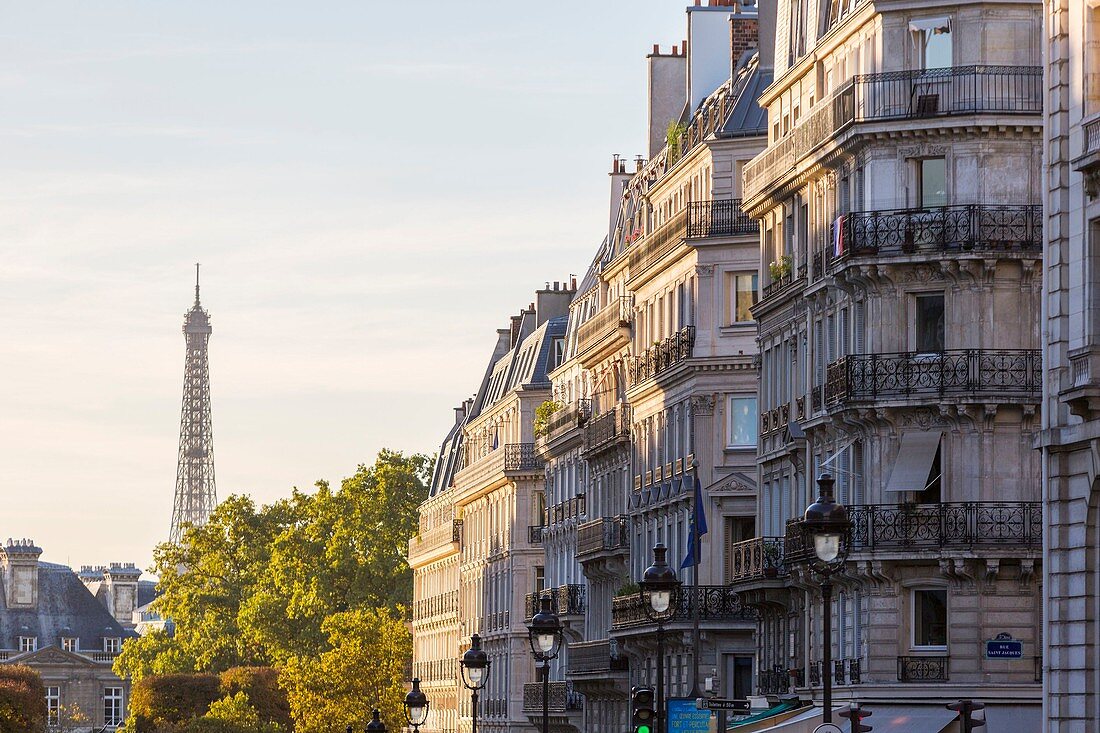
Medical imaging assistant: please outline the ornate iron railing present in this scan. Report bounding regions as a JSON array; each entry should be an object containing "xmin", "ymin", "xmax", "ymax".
[
  {"xmin": 825, "ymin": 350, "xmax": 1041, "ymax": 404},
  {"xmin": 630, "ymin": 326, "xmax": 696, "ymax": 383},
  {"xmin": 836, "ymin": 204, "xmax": 1041, "ymax": 262},
  {"xmin": 504, "ymin": 443, "xmax": 543, "ymax": 472},
  {"xmin": 410, "ymin": 518, "xmax": 462, "ymax": 560},
  {"xmin": 808, "ymin": 661, "xmax": 821, "ymax": 686},
  {"xmin": 525, "ymin": 584, "xmax": 586, "ymax": 620},
  {"xmin": 528, "ymin": 525, "xmax": 545, "ymax": 544},
  {"xmin": 567, "ymin": 639, "xmax": 628, "ymax": 674},
  {"xmin": 626, "ymin": 209, "xmax": 688, "ymax": 277},
  {"xmin": 897, "ymin": 655, "xmax": 949, "ymax": 682},
  {"xmin": 784, "ymin": 518, "xmax": 814, "ymax": 565},
  {"xmin": 576, "ymin": 515, "xmax": 629, "ymax": 556},
  {"xmin": 757, "ymin": 668, "xmax": 789, "ymax": 695},
  {"xmin": 744, "ymin": 66, "xmax": 1042, "ymax": 200},
  {"xmin": 522, "ymin": 681, "xmax": 583, "ymax": 712},
  {"xmin": 542, "ymin": 399, "xmax": 592, "ymax": 439},
  {"xmin": 413, "ymin": 590, "xmax": 459, "ymax": 621},
  {"xmin": 576, "ymin": 298, "xmax": 633, "ymax": 356},
  {"xmin": 685, "ymin": 199, "xmax": 756, "ymax": 238},
  {"xmin": 584, "ymin": 405, "xmax": 631, "ymax": 453},
  {"xmin": 762, "ymin": 269, "xmax": 797, "ymax": 299},
  {"xmin": 726, "ymin": 536, "xmax": 785, "ymax": 583},
  {"xmin": 413, "ymin": 658, "xmax": 459, "ymax": 683},
  {"xmin": 611, "ymin": 585, "xmax": 753, "ymax": 630},
  {"xmin": 849, "ymin": 502, "xmax": 1041, "ymax": 551},
  {"xmin": 545, "ymin": 494, "xmax": 586, "ymax": 526}
]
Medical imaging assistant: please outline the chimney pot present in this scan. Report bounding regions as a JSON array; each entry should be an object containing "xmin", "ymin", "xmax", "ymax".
[{"xmin": 653, "ymin": 43, "xmax": 660, "ymax": 54}]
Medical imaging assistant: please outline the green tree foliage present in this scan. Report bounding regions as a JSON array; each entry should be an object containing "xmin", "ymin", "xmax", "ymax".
[
  {"xmin": 115, "ymin": 628, "xmax": 197, "ymax": 683},
  {"xmin": 127, "ymin": 673, "xmax": 221, "ymax": 732},
  {"xmin": 0, "ymin": 665, "xmax": 46, "ymax": 733},
  {"xmin": 186, "ymin": 691, "xmax": 283, "ymax": 733},
  {"xmin": 219, "ymin": 667, "xmax": 291, "ymax": 730},
  {"xmin": 280, "ymin": 608, "xmax": 411, "ymax": 733}
]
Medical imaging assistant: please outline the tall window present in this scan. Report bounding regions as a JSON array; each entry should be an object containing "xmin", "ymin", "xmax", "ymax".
[
  {"xmin": 915, "ymin": 293, "xmax": 946, "ymax": 352},
  {"xmin": 917, "ymin": 158, "xmax": 948, "ymax": 208},
  {"xmin": 46, "ymin": 687, "xmax": 61, "ymax": 726},
  {"xmin": 729, "ymin": 272, "xmax": 758, "ymax": 324},
  {"xmin": 104, "ymin": 687, "xmax": 124, "ymax": 727},
  {"xmin": 61, "ymin": 637, "xmax": 77, "ymax": 652},
  {"xmin": 104, "ymin": 637, "xmax": 122, "ymax": 654},
  {"xmin": 727, "ymin": 397, "xmax": 759, "ymax": 448},
  {"xmin": 18, "ymin": 636, "xmax": 36, "ymax": 653},
  {"xmin": 913, "ymin": 589, "xmax": 948, "ymax": 648},
  {"xmin": 913, "ymin": 20, "xmax": 952, "ymax": 69}
]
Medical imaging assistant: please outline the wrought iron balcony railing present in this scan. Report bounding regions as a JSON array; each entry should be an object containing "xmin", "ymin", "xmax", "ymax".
[
  {"xmin": 611, "ymin": 585, "xmax": 753, "ymax": 630},
  {"xmin": 567, "ymin": 639, "xmax": 628, "ymax": 675},
  {"xmin": 757, "ymin": 667, "xmax": 789, "ymax": 695},
  {"xmin": 726, "ymin": 536, "xmax": 785, "ymax": 584},
  {"xmin": 522, "ymin": 681, "xmax": 583, "ymax": 713},
  {"xmin": 413, "ymin": 590, "xmax": 459, "ymax": 621},
  {"xmin": 541, "ymin": 399, "xmax": 591, "ymax": 441},
  {"xmin": 835, "ymin": 204, "xmax": 1041, "ymax": 263},
  {"xmin": 545, "ymin": 494, "xmax": 586, "ymax": 526},
  {"xmin": 745, "ymin": 65, "xmax": 1041, "ymax": 200},
  {"xmin": 525, "ymin": 584, "xmax": 587, "ymax": 620},
  {"xmin": 409, "ymin": 518, "xmax": 462, "ymax": 560},
  {"xmin": 576, "ymin": 298, "xmax": 633, "ymax": 357},
  {"xmin": 825, "ymin": 350, "xmax": 1041, "ymax": 404},
  {"xmin": 630, "ymin": 326, "xmax": 696, "ymax": 384},
  {"xmin": 413, "ymin": 658, "xmax": 459, "ymax": 683},
  {"xmin": 849, "ymin": 501, "xmax": 1041, "ymax": 551},
  {"xmin": 685, "ymin": 199, "xmax": 756, "ymax": 238},
  {"xmin": 626, "ymin": 208, "xmax": 688, "ymax": 278},
  {"xmin": 504, "ymin": 443, "xmax": 543, "ymax": 472},
  {"xmin": 576, "ymin": 515, "xmax": 629, "ymax": 557},
  {"xmin": 761, "ymin": 269, "xmax": 798, "ymax": 299},
  {"xmin": 584, "ymin": 405, "xmax": 631, "ymax": 454},
  {"xmin": 898, "ymin": 655, "xmax": 949, "ymax": 682}
]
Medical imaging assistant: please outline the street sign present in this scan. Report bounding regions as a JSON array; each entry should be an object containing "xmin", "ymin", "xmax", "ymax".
[
  {"xmin": 668, "ymin": 698, "xmax": 713, "ymax": 733},
  {"xmin": 813, "ymin": 725, "xmax": 843, "ymax": 733},
  {"xmin": 695, "ymin": 698, "xmax": 751, "ymax": 713},
  {"xmin": 985, "ymin": 632, "xmax": 1023, "ymax": 659}
]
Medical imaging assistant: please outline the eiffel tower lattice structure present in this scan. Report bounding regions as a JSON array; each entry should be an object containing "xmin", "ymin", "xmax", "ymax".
[{"xmin": 169, "ymin": 264, "xmax": 218, "ymax": 544}]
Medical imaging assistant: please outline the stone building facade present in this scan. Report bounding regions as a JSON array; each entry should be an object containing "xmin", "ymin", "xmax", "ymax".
[
  {"xmin": 738, "ymin": 0, "xmax": 1043, "ymax": 725},
  {"xmin": 1041, "ymin": 0, "xmax": 1100, "ymax": 728}
]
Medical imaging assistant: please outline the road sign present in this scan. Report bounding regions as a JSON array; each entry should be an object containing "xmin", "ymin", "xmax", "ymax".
[
  {"xmin": 668, "ymin": 698, "xmax": 712, "ymax": 733},
  {"xmin": 813, "ymin": 725, "xmax": 843, "ymax": 733},
  {"xmin": 985, "ymin": 632, "xmax": 1023, "ymax": 659},
  {"xmin": 695, "ymin": 698, "xmax": 751, "ymax": 713}
]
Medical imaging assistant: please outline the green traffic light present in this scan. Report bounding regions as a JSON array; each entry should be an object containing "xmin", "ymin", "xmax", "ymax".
[{"xmin": 636, "ymin": 725, "xmax": 651, "ymax": 733}]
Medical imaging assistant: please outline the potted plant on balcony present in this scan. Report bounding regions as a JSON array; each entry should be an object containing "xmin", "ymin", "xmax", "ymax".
[
  {"xmin": 533, "ymin": 400, "xmax": 561, "ymax": 438},
  {"xmin": 768, "ymin": 255, "xmax": 792, "ymax": 281}
]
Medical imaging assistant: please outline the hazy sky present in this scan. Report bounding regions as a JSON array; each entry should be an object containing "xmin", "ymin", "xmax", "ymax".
[{"xmin": 0, "ymin": 1, "xmax": 686, "ymax": 570}]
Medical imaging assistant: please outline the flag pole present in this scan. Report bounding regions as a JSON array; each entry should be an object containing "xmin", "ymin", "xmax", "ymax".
[{"xmin": 690, "ymin": 460, "xmax": 702, "ymax": 699}]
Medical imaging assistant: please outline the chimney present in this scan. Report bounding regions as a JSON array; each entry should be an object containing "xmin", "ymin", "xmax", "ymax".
[
  {"xmin": 104, "ymin": 563, "xmax": 141, "ymax": 628},
  {"xmin": 535, "ymin": 280, "xmax": 577, "ymax": 327},
  {"xmin": 729, "ymin": 9, "xmax": 759, "ymax": 71},
  {"xmin": 647, "ymin": 44, "xmax": 688, "ymax": 159},
  {"xmin": 687, "ymin": 4, "xmax": 742, "ymax": 111},
  {"xmin": 755, "ymin": 0, "xmax": 776, "ymax": 70},
  {"xmin": 454, "ymin": 403, "xmax": 467, "ymax": 425},
  {"xmin": 1, "ymin": 539, "xmax": 43, "ymax": 609},
  {"xmin": 509, "ymin": 314, "xmax": 523, "ymax": 348},
  {"xmin": 608, "ymin": 157, "xmax": 633, "ymax": 243}
]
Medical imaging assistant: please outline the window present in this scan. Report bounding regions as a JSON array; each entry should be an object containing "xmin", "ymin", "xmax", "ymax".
[
  {"xmin": 46, "ymin": 687, "xmax": 61, "ymax": 726},
  {"xmin": 917, "ymin": 158, "xmax": 947, "ymax": 208},
  {"xmin": 727, "ymin": 397, "xmax": 759, "ymax": 448},
  {"xmin": 104, "ymin": 637, "xmax": 122, "ymax": 654},
  {"xmin": 61, "ymin": 637, "xmax": 77, "ymax": 652},
  {"xmin": 534, "ymin": 566, "xmax": 545, "ymax": 596},
  {"xmin": 729, "ymin": 272, "xmax": 758, "ymax": 324},
  {"xmin": 915, "ymin": 293, "xmax": 946, "ymax": 352},
  {"xmin": 913, "ymin": 20, "xmax": 952, "ymax": 69},
  {"xmin": 913, "ymin": 589, "xmax": 948, "ymax": 648},
  {"xmin": 18, "ymin": 636, "xmax": 36, "ymax": 653},
  {"xmin": 104, "ymin": 687, "xmax": 124, "ymax": 727}
]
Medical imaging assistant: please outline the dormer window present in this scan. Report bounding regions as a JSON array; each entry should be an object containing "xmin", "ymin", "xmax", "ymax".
[
  {"xmin": 18, "ymin": 636, "xmax": 37, "ymax": 652},
  {"xmin": 104, "ymin": 637, "xmax": 122, "ymax": 654},
  {"xmin": 61, "ymin": 637, "xmax": 77, "ymax": 652}
]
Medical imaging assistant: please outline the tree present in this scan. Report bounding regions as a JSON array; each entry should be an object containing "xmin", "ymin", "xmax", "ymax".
[
  {"xmin": 219, "ymin": 667, "xmax": 291, "ymax": 730},
  {"xmin": 115, "ymin": 628, "xmax": 197, "ymax": 683},
  {"xmin": 0, "ymin": 665, "xmax": 45, "ymax": 733},
  {"xmin": 186, "ymin": 691, "xmax": 283, "ymax": 733},
  {"xmin": 280, "ymin": 608, "xmax": 411, "ymax": 733},
  {"xmin": 126, "ymin": 673, "xmax": 221, "ymax": 732}
]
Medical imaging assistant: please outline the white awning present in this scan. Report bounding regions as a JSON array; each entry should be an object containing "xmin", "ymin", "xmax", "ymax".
[{"xmin": 885, "ymin": 431, "xmax": 942, "ymax": 493}]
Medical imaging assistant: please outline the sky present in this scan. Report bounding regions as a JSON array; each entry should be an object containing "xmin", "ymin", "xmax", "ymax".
[{"xmin": 0, "ymin": 1, "xmax": 686, "ymax": 570}]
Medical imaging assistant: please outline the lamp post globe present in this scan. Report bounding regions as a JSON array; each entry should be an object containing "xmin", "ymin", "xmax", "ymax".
[
  {"xmin": 527, "ymin": 596, "xmax": 563, "ymax": 659},
  {"xmin": 461, "ymin": 633, "xmax": 489, "ymax": 690},
  {"xmin": 640, "ymin": 543, "xmax": 681, "ymax": 619},
  {"xmin": 366, "ymin": 709, "xmax": 387, "ymax": 733},
  {"xmin": 403, "ymin": 678, "xmax": 430, "ymax": 731}
]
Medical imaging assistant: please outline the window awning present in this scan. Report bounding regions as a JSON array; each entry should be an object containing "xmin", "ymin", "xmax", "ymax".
[{"xmin": 885, "ymin": 431, "xmax": 942, "ymax": 493}]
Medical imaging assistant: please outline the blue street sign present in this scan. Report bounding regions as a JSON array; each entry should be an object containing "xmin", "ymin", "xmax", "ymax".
[
  {"xmin": 668, "ymin": 698, "xmax": 712, "ymax": 733},
  {"xmin": 986, "ymin": 633, "xmax": 1024, "ymax": 659}
]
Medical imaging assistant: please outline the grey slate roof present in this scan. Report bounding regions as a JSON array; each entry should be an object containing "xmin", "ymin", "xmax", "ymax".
[
  {"xmin": 719, "ymin": 51, "xmax": 771, "ymax": 138},
  {"xmin": 0, "ymin": 562, "xmax": 134, "ymax": 652}
]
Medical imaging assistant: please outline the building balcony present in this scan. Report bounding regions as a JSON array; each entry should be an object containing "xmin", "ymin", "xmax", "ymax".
[
  {"xmin": 583, "ymin": 405, "xmax": 631, "ymax": 456},
  {"xmin": 629, "ymin": 326, "xmax": 695, "ymax": 385},
  {"xmin": 408, "ymin": 519, "xmax": 462, "ymax": 564},
  {"xmin": 525, "ymin": 584, "xmax": 587, "ymax": 621},
  {"xmin": 576, "ymin": 299, "xmax": 632, "ymax": 365},
  {"xmin": 413, "ymin": 658, "xmax": 459, "ymax": 684},
  {"xmin": 576, "ymin": 515, "xmax": 629, "ymax": 559},
  {"xmin": 567, "ymin": 638, "xmax": 629, "ymax": 679},
  {"xmin": 726, "ymin": 536, "xmax": 786, "ymax": 585},
  {"xmin": 522, "ymin": 681, "xmax": 583, "ymax": 713},
  {"xmin": 832, "ymin": 203, "xmax": 1041, "ymax": 269},
  {"xmin": 625, "ymin": 208, "xmax": 688, "ymax": 281},
  {"xmin": 849, "ymin": 501, "xmax": 1041, "ymax": 553},
  {"xmin": 806, "ymin": 659, "xmax": 863, "ymax": 688},
  {"xmin": 504, "ymin": 443, "xmax": 543, "ymax": 474},
  {"xmin": 825, "ymin": 350, "xmax": 1041, "ymax": 406},
  {"xmin": 537, "ymin": 400, "xmax": 591, "ymax": 449},
  {"xmin": 685, "ymin": 199, "xmax": 757, "ymax": 239},
  {"xmin": 1074, "ymin": 115, "xmax": 1100, "ymax": 197},
  {"xmin": 610, "ymin": 585, "xmax": 755, "ymax": 632},
  {"xmin": 745, "ymin": 65, "xmax": 1042, "ymax": 202},
  {"xmin": 413, "ymin": 590, "xmax": 459, "ymax": 622},
  {"xmin": 897, "ymin": 655, "xmax": 949, "ymax": 682},
  {"xmin": 545, "ymin": 494, "xmax": 586, "ymax": 527}
]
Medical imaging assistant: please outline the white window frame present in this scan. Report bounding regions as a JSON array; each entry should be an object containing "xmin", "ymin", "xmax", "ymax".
[
  {"xmin": 18, "ymin": 636, "xmax": 37, "ymax": 653},
  {"xmin": 727, "ymin": 396, "xmax": 759, "ymax": 449},
  {"xmin": 104, "ymin": 686, "xmax": 124, "ymax": 727},
  {"xmin": 61, "ymin": 637, "xmax": 77, "ymax": 652},
  {"xmin": 911, "ymin": 588, "xmax": 949, "ymax": 651},
  {"xmin": 46, "ymin": 686, "xmax": 61, "ymax": 726},
  {"xmin": 104, "ymin": 637, "xmax": 122, "ymax": 654},
  {"xmin": 728, "ymin": 271, "xmax": 759, "ymax": 325}
]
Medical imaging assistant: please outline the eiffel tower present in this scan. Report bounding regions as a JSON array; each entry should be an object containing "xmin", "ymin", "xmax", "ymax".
[{"xmin": 169, "ymin": 264, "xmax": 218, "ymax": 543}]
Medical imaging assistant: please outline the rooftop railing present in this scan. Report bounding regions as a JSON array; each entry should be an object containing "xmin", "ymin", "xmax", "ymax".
[{"xmin": 825, "ymin": 350, "xmax": 1041, "ymax": 404}]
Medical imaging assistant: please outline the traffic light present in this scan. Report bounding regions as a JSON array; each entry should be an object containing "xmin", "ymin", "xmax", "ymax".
[
  {"xmin": 947, "ymin": 699, "xmax": 986, "ymax": 733},
  {"xmin": 838, "ymin": 702, "xmax": 873, "ymax": 732},
  {"xmin": 631, "ymin": 686, "xmax": 656, "ymax": 733}
]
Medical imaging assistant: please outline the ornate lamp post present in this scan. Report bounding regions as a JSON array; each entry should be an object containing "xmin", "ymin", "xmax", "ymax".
[
  {"xmin": 640, "ymin": 544, "xmax": 681, "ymax": 733},
  {"xmin": 366, "ymin": 709, "xmax": 387, "ymax": 733},
  {"xmin": 403, "ymin": 678, "xmax": 430, "ymax": 733},
  {"xmin": 461, "ymin": 634, "xmax": 490, "ymax": 733},
  {"xmin": 801, "ymin": 474, "xmax": 850, "ymax": 724},
  {"xmin": 527, "ymin": 596, "xmax": 564, "ymax": 733}
]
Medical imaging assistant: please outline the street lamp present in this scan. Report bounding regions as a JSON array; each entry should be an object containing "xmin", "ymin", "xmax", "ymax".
[
  {"xmin": 527, "ymin": 596, "xmax": 564, "ymax": 733},
  {"xmin": 366, "ymin": 709, "xmax": 387, "ymax": 733},
  {"xmin": 801, "ymin": 474, "xmax": 850, "ymax": 724},
  {"xmin": 403, "ymin": 678, "xmax": 430, "ymax": 733},
  {"xmin": 640, "ymin": 544, "xmax": 681, "ymax": 733},
  {"xmin": 461, "ymin": 634, "xmax": 490, "ymax": 733}
]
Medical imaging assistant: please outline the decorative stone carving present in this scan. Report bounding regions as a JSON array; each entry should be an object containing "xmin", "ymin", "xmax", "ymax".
[{"xmin": 691, "ymin": 395, "xmax": 716, "ymax": 416}]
